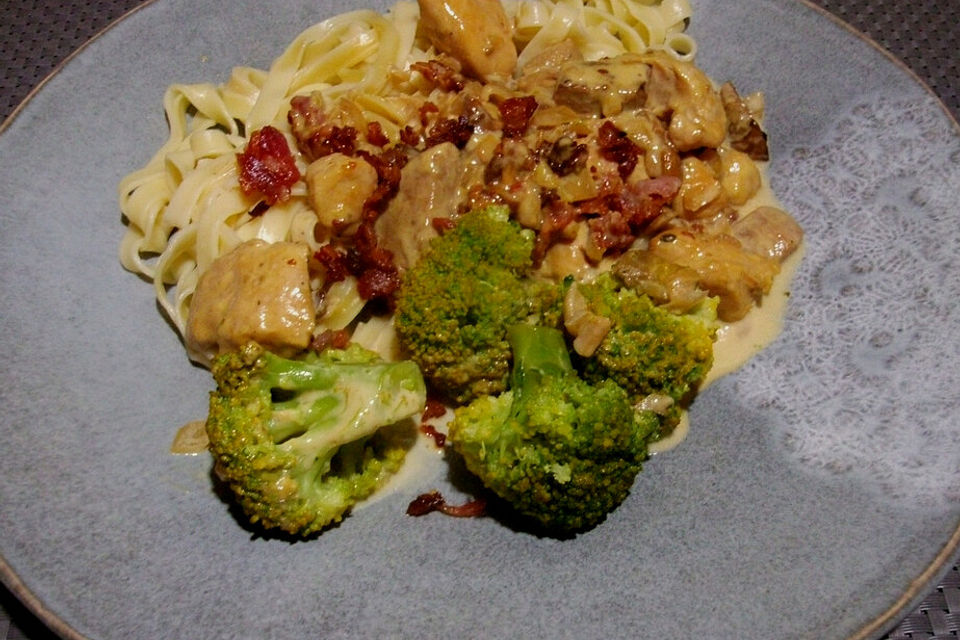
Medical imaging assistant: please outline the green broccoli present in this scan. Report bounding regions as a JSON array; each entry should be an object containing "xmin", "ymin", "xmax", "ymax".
[
  {"xmin": 205, "ymin": 342, "xmax": 426, "ymax": 536},
  {"xmin": 447, "ymin": 323, "xmax": 659, "ymax": 533},
  {"xmin": 573, "ymin": 272, "xmax": 717, "ymax": 435},
  {"xmin": 394, "ymin": 205, "xmax": 563, "ymax": 405}
]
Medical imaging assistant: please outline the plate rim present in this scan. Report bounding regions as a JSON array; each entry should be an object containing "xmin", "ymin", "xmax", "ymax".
[{"xmin": 0, "ymin": 1, "xmax": 958, "ymax": 639}]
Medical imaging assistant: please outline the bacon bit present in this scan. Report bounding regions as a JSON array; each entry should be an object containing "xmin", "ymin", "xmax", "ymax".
[
  {"xmin": 357, "ymin": 148, "xmax": 408, "ymax": 217},
  {"xmin": 586, "ymin": 206, "xmax": 635, "ymax": 255},
  {"xmin": 302, "ymin": 124, "xmax": 358, "ymax": 161},
  {"xmin": 533, "ymin": 195, "xmax": 579, "ymax": 265},
  {"xmin": 236, "ymin": 126, "xmax": 301, "ymax": 205},
  {"xmin": 288, "ymin": 95, "xmax": 359, "ymax": 161},
  {"xmin": 357, "ymin": 266, "xmax": 400, "ymax": 302},
  {"xmin": 314, "ymin": 244, "xmax": 350, "ymax": 282},
  {"xmin": 352, "ymin": 222, "xmax": 401, "ymax": 302},
  {"xmin": 499, "ymin": 96, "xmax": 538, "ymax": 138},
  {"xmin": 419, "ymin": 397, "xmax": 449, "ymax": 447},
  {"xmin": 406, "ymin": 491, "xmax": 487, "ymax": 518},
  {"xmin": 431, "ymin": 217, "xmax": 457, "ymax": 234},
  {"xmin": 418, "ymin": 101, "xmax": 440, "ymax": 127},
  {"xmin": 422, "ymin": 397, "xmax": 447, "ymax": 421},
  {"xmin": 366, "ymin": 121, "xmax": 389, "ymax": 147},
  {"xmin": 425, "ymin": 116, "xmax": 474, "ymax": 149},
  {"xmin": 597, "ymin": 120, "xmax": 640, "ymax": 180},
  {"xmin": 543, "ymin": 137, "xmax": 588, "ymax": 177},
  {"xmin": 399, "ymin": 126, "xmax": 421, "ymax": 147},
  {"xmin": 288, "ymin": 94, "xmax": 325, "ymax": 138},
  {"xmin": 619, "ymin": 175, "xmax": 681, "ymax": 227},
  {"xmin": 311, "ymin": 329, "xmax": 351, "ymax": 352},
  {"xmin": 420, "ymin": 424, "xmax": 447, "ymax": 448},
  {"xmin": 410, "ymin": 60, "xmax": 465, "ymax": 92}
]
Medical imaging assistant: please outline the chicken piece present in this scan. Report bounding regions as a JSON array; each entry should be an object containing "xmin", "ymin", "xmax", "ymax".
[
  {"xmin": 305, "ymin": 153, "xmax": 379, "ymax": 230},
  {"xmin": 713, "ymin": 146, "xmax": 761, "ymax": 206},
  {"xmin": 186, "ymin": 240, "xmax": 315, "ymax": 362},
  {"xmin": 720, "ymin": 82, "xmax": 769, "ymax": 161},
  {"xmin": 730, "ymin": 206, "xmax": 804, "ymax": 261},
  {"xmin": 417, "ymin": 0, "xmax": 517, "ymax": 80},
  {"xmin": 677, "ymin": 156, "xmax": 726, "ymax": 218},
  {"xmin": 374, "ymin": 142, "xmax": 464, "ymax": 269},
  {"xmin": 563, "ymin": 283, "xmax": 613, "ymax": 357},
  {"xmin": 648, "ymin": 228, "xmax": 779, "ymax": 322},
  {"xmin": 612, "ymin": 249, "xmax": 707, "ymax": 313},
  {"xmin": 552, "ymin": 54, "xmax": 650, "ymax": 117},
  {"xmin": 640, "ymin": 51, "xmax": 727, "ymax": 152}
]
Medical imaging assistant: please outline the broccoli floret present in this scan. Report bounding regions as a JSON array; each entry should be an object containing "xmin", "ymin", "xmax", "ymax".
[
  {"xmin": 394, "ymin": 206, "xmax": 563, "ymax": 405},
  {"xmin": 574, "ymin": 272, "xmax": 716, "ymax": 434},
  {"xmin": 447, "ymin": 324, "xmax": 658, "ymax": 533},
  {"xmin": 205, "ymin": 342, "xmax": 426, "ymax": 536}
]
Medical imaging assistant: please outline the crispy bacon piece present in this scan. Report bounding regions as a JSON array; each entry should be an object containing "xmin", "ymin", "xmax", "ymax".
[
  {"xmin": 366, "ymin": 121, "xmax": 389, "ymax": 147},
  {"xmin": 236, "ymin": 126, "xmax": 300, "ymax": 205},
  {"xmin": 597, "ymin": 120, "xmax": 640, "ymax": 180},
  {"xmin": 352, "ymin": 222, "xmax": 401, "ymax": 302},
  {"xmin": 310, "ymin": 329, "xmax": 351, "ymax": 352},
  {"xmin": 425, "ymin": 116, "xmax": 474, "ymax": 149},
  {"xmin": 581, "ymin": 176, "xmax": 681, "ymax": 257},
  {"xmin": 533, "ymin": 195, "xmax": 579, "ymax": 265},
  {"xmin": 419, "ymin": 397, "xmax": 449, "ymax": 447},
  {"xmin": 357, "ymin": 147, "xmax": 409, "ymax": 216},
  {"xmin": 420, "ymin": 424, "xmax": 447, "ymax": 448},
  {"xmin": 313, "ymin": 226, "xmax": 400, "ymax": 303},
  {"xmin": 418, "ymin": 101, "xmax": 440, "ymax": 127},
  {"xmin": 315, "ymin": 244, "xmax": 349, "ymax": 283},
  {"xmin": 411, "ymin": 59, "xmax": 465, "ymax": 92},
  {"xmin": 499, "ymin": 96, "xmax": 538, "ymax": 138},
  {"xmin": 400, "ymin": 126, "xmax": 421, "ymax": 147},
  {"xmin": 543, "ymin": 137, "xmax": 588, "ymax": 177},
  {"xmin": 287, "ymin": 95, "xmax": 359, "ymax": 160},
  {"xmin": 406, "ymin": 491, "xmax": 487, "ymax": 518},
  {"xmin": 619, "ymin": 175, "xmax": 682, "ymax": 226}
]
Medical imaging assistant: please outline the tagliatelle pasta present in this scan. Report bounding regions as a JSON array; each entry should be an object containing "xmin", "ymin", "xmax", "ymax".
[{"xmin": 118, "ymin": 0, "xmax": 695, "ymax": 343}]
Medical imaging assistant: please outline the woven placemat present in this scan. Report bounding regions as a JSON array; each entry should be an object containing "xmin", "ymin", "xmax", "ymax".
[{"xmin": 1, "ymin": 1, "xmax": 958, "ymax": 639}]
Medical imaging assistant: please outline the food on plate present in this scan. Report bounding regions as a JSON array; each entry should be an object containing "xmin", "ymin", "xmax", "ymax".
[
  {"xmin": 118, "ymin": 0, "xmax": 803, "ymax": 535},
  {"xmin": 394, "ymin": 205, "xmax": 564, "ymax": 404},
  {"xmin": 449, "ymin": 323, "xmax": 659, "ymax": 532},
  {"xmin": 569, "ymin": 271, "xmax": 717, "ymax": 435},
  {"xmin": 205, "ymin": 342, "xmax": 426, "ymax": 536}
]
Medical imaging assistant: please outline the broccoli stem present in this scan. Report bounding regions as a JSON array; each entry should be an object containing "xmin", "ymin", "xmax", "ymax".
[{"xmin": 506, "ymin": 324, "xmax": 575, "ymax": 395}]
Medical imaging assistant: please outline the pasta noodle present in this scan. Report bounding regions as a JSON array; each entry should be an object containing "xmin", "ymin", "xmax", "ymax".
[{"xmin": 118, "ymin": 0, "xmax": 697, "ymax": 343}]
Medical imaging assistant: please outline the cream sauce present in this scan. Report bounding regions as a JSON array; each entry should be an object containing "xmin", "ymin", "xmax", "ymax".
[{"xmin": 170, "ymin": 420, "xmax": 209, "ymax": 455}]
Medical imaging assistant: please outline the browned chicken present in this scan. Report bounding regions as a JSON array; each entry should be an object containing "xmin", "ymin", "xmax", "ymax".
[
  {"xmin": 417, "ymin": 0, "xmax": 517, "ymax": 80},
  {"xmin": 185, "ymin": 240, "xmax": 315, "ymax": 361},
  {"xmin": 375, "ymin": 142, "xmax": 464, "ymax": 269}
]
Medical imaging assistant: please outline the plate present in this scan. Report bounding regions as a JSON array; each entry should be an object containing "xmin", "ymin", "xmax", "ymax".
[{"xmin": 1, "ymin": 1, "xmax": 958, "ymax": 638}]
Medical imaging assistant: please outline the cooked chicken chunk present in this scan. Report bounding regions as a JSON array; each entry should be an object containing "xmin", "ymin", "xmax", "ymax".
[
  {"xmin": 186, "ymin": 240, "xmax": 315, "ymax": 362},
  {"xmin": 305, "ymin": 153, "xmax": 379, "ymax": 230},
  {"xmin": 553, "ymin": 54, "xmax": 650, "ymax": 117},
  {"xmin": 612, "ymin": 249, "xmax": 707, "ymax": 313},
  {"xmin": 375, "ymin": 142, "xmax": 464, "ymax": 269},
  {"xmin": 720, "ymin": 82, "xmax": 769, "ymax": 161},
  {"xmin": 417, "ymin": 0, "xmax": 517, "ymax": 80},
  {"xmin": 730, "ymin": 206, "xmax": 804, "ymax": 261},
  {"xmin": 640, "ymin": 51, "xmax": 727, "ymax": 152},
  {"xmin": 649, "ymin": 229, "xmax": 779, "ymax": 322}
]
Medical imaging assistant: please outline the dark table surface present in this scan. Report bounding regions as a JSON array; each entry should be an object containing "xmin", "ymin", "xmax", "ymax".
[{"xmin": 1, "ymin": 1, "xmax": 958, "ymax": 639}]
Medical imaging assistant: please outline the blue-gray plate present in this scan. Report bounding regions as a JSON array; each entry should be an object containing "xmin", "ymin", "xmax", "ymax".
[{"xmin": 1, "ymin": 1, "xmax": 958, "ymax": 638}]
